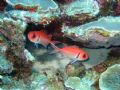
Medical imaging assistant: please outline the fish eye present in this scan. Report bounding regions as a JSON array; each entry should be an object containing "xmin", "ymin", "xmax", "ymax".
[
  {"xmin": 32, "ymin": 33, "xmax": 36, "ymax": 39},
  {"xmin": 83, "ymin": 54, "xmax": 86, "ymax": 58}
]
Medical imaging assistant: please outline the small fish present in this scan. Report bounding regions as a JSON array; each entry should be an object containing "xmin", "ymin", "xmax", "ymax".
[
  {"xmin": 28, "ymin": 30, "xmax": 89, "ymax": 63},
  {"xmin": 27, "ymin": 30, "xmax": 54, "ymax": 48},
  {"xmin": 51, "ymin": 44, "xmax": 89, "ymax": 63}
]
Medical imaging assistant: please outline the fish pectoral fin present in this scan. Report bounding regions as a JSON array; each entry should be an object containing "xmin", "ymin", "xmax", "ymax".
[
  {"xmin": 34, "ymin": 43, "xmax": 39, "ymax": 48},
  {"xmin": 69, "ymin": 59, "xmax": 78, "ymax": 64}
]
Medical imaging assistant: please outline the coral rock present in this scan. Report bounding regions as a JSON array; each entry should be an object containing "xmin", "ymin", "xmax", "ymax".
[
  {"xmin": 114, "ymin": 1, "xmax": 120, "ymax": 15},
  {"xmin": 62, "ymin": 16, "xmax": 120, "ymax": 48},
  {"xmin": 0, "ymin": 0, "xmax": 7, "ymax": 11},
  {"xmin": 63, "ymin": 0, "xmax": 100, "ymax": 16},
  {"xmin": 65, "ymin": 71, "xmax": 99, "ymax": 90},
  {"xmin": 99, "ymin": 64, "xmax": 120, "ymax": 90},
  {"xmin": 65, "ymin": 77, "xmax": 81, "ymax": 90},
  {"xmin": 30, "ymin": 73, "xmax": 48, "ymax": 90},
  {"xmin": 7, "ymin": 10, "xmax": 58, "ymax": 25},
  {"xmin": 65, "ymin": 62, "xmax": 85, "ymax": 77},
  {"xmin": 6, "ymin": 0, "xmax": 58, "ymax": 12},
  {"xmin": 0, "ymin": 55, "xmax": 13, "ymax": 74}
]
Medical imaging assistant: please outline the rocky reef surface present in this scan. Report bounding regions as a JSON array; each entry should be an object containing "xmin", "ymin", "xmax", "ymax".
[
  {"xmin": 63, "ymin": 0, "xmax": 100, "ymax": 16},
  {"xmin": 6, "ymin": 0, "xmax": 58, "ymax": 12},
  {"xmin": 0, "ymin": 0, "xmax": 120, "ymax": 90},
  {"xmin": 99, "ymin": 64, "xmax": 120, "ymax": 90},
  {"xmin": 62, "ymin": 16, "xmax": 120, "ymax": 48}
]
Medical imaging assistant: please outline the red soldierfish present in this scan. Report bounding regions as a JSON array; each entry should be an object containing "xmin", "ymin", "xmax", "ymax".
[
  {"xmin": 27, "ymin": 30, "xmax": 54, "ymax": 47},
  {"xmin": 51, "ymin": 45, "xmax": 89, "ymax": 63},
  {"xmin": 28, "ymin": 30, "xmax": 89, "ymax": 63}
]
